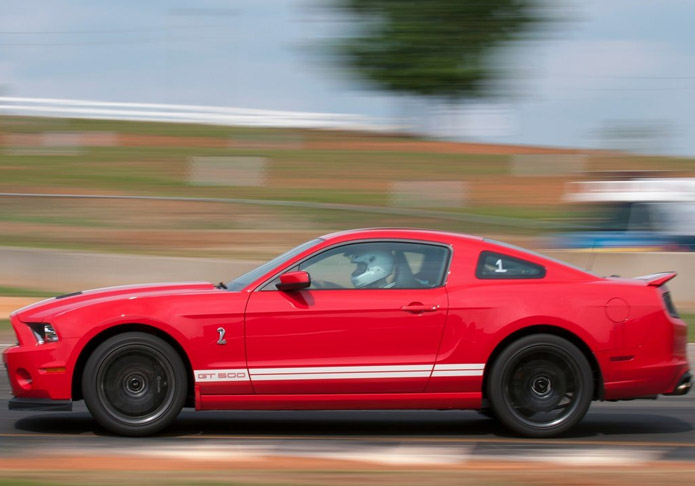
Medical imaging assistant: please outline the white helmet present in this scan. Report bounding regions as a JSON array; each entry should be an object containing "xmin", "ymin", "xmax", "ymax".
[{"xmin": 350, "ymin": 250, "xmax": 394, "ymax": 288}]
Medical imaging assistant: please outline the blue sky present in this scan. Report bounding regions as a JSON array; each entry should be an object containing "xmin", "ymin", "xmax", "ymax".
[{"xmin": 2, "ymin": 0, "xmax": 695, "ymax": 156}]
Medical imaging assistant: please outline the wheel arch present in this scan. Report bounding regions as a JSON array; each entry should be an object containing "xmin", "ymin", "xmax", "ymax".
[
  {"xmin": 71, "ymin": 323, "xmax": 195, "ymax": 406},
  {"xmin": 482, "ymin": 325, "xmax": 604, "ymax": 401}
]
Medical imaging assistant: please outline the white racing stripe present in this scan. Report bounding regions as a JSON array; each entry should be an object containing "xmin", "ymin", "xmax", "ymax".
[
  {"xmin": 432, "ymin": 363, "xmax": 485, "ymax": 378},
  {"xmin": 251, "ymin": 371, "xmax": 433, "ymax": 381},
  {"xmin": 195, "ymin": 363, "xmax": 487, "ymax": 383},
  {"xmin": 431, "ymin": 370, "xmax": 484, "ymax": 377},
  {"xmin": 250, "ymin": 364, "xmax": 433, "ymax": 375},
  {"xmin": 433, "ymin": 364, "xmax": 485, "ymax": 371},
  {"xmin": 250, "ymin": 364, "xmax": 434, "ymax": 382}
]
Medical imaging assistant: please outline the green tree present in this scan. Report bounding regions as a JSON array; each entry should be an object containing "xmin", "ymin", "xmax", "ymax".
[{"xmin": 332, "ymin": 0, "xmax": 542, "ymax": 102}]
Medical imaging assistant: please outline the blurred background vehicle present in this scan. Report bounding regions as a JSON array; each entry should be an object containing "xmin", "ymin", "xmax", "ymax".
[{"xmin": 554, "ymin": 177, "xmax": 695, "ymax": 252}]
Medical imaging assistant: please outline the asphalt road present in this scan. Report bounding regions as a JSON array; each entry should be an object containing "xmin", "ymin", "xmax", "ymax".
[{"xmin": 1, "ymin": 349, "xmax": 693, "ymax": 466}]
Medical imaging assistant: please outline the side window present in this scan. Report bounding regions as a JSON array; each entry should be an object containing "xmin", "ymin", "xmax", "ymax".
[
  {"xmin": 299, "ymin": 247, "xmax": 354, "ymax": 289},
  {"xmin": 263, "ymin": 241, "xmax": 450, "ymax": 290},
  {"xmin": 476, "ymin": 251, "xmax": 545, "ymax": 279}
]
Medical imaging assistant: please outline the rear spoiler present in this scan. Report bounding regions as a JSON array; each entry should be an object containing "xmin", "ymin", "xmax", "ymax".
[{"xmin": 634, "ymin": 272, "xmax": 677, "ymax": 287}]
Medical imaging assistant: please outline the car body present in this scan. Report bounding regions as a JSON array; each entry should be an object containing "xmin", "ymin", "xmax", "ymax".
[{"xmin": 3, "ymin": 228, "xmax": 691, "ymax": 437}]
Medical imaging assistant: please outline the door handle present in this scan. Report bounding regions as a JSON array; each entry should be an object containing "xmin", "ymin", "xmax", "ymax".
[{"xmin": 401, "ymin": 303, "xmax": 439, "ymax": 313}]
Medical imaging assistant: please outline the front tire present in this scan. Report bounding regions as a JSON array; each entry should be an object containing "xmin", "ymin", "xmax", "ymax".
[
  {"xmin": 82, "ymin": 332, "xmax": 187, "ymax": 436},
  {"xmin": 487, "ymin": 334, "xmax": 593, "ymax": 438}
]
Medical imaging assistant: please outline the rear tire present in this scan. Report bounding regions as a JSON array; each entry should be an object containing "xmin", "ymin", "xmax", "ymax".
[
  {"xmin": 487, "ymin": 334, "xmax": 593, "ymax": 438},
  {"xmin": 82, "ymin": 332, "xmax": 187, "ymax": 436}
]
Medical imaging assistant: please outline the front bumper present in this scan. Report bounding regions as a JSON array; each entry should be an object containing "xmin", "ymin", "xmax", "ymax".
[
  {"xmin": 3, "ymin": 339, "xmax": 74, "ymax": 401},
  {"xmin": 9, "ymin": 397, "xmax": 73, "ymax": 411}
]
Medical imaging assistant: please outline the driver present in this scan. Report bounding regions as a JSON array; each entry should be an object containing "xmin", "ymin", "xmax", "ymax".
[{"xmin": 349, "ymin": 250, "xmax": 395, "ymax": 288}]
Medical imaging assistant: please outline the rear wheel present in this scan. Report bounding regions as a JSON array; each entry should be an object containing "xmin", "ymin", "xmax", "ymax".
[
  {"xmin": 487, "ymin": 334, "xmax": 593, "ymax": 437},
  {"xmin": 82, "ymin": 332, "xmax": 187, "ymax": 436}
]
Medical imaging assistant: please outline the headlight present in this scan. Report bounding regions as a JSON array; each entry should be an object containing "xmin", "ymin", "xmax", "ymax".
[{"xmin": 27, "ymin": 323, "xmax": 59, "ymax": 344}]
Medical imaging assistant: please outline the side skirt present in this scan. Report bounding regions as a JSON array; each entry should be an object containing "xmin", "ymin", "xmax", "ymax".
[
  {"xmin": 196, "ymin": 391, "xmax": 482, "ymax": 411},
  {"xmin": 9, "ymin": 398, "xmax": 73, "ymax": 412}
]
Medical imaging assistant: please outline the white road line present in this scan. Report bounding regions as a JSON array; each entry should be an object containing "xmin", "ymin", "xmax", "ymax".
[
  {"xmin": 44, "ymin": 443, "xmax": 663, "ymax": 467},
  {"xmin": 300, "ymin": 444, "xmax": 469, "ymax": 465},
  {"xmin": 477, "ymin": 448, "xmax": 661, "ymax": 466}
]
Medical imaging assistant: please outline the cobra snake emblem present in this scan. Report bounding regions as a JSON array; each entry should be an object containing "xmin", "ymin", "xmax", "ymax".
[{"xmin": 216, "ymin": 327, "xmax": 227, "ymax": 345}]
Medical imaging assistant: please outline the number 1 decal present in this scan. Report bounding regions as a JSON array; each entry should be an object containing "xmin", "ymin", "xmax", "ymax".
[{"xmin": 495, "ymin": 259, "xmax": 508, "ymax": 273}]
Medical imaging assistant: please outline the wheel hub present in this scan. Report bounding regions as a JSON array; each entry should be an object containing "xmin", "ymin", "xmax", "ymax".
[
  {"xmin": 505, "ymin": 354, "xmax": 578, "ymax": 425},
  {"xmin": 531, "ymin": 375, "xmax": 552, "ymax": 398},
  {"xmin": 125, "ymin": 373, "xmax": 147, "ymax": 396},
  {"xmin": 98, "ymin": 348, "xmax": 175, "ymax": 423}
]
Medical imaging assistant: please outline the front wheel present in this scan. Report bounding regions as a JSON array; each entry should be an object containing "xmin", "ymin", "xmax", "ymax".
[
  {"xmin": 82, "ymin": 332, "xmax": 187, "ymax": 436},
  {"xmin": 487, "ymin": 334, "xmax": 593, "ymax": 438}
]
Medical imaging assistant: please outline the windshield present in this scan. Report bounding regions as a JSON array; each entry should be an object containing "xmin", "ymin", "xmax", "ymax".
[{"xmin": 225, "ymin": 238, "xmax": 323, "ymax": 291}]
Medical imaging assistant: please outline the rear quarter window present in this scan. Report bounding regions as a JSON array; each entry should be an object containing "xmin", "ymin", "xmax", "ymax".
[{"xmin": 476, "ymin": 251, "xmax": 546, "ymax": 279}]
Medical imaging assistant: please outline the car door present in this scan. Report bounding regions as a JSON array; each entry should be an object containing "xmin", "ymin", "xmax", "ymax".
[{"xmin": 244, "ymin": 240, "xmax": 451, "ymax": 394}]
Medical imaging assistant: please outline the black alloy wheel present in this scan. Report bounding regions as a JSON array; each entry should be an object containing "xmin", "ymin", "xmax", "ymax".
[
  {"xmin": 82, "ymin": 332, "xmax": 187, "ymax": 436},
  {"xmin": 488, "ymin": 334, "xmax": 594, "ymax": 437}
]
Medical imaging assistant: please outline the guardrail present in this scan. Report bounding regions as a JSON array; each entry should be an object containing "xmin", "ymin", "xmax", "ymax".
[{"xmin": 0, "ymin": 96, "xmax": 393, "ymax": 131}]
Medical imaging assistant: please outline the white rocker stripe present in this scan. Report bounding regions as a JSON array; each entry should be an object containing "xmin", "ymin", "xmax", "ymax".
[
  {"xmin": 249, "ymin": 364, "xmax": 433, "ymax": 375},
  {"xmin": 251, "ymin": 371, "xmax": 433, "ymax": 381},
  {"xmin": 431, "ymin": 363, "xmax": 485, "ymax": 378},
  {"xmin": 430, "ymin": 370, "xmax": 484, "ymax": 377},
  {"xmin": 433, "ymin": 363, "xmax": 485, "ymax": 371},
  {"xmin": 194, "ymin": 363, "xmax": 487, "ymax": 383}
]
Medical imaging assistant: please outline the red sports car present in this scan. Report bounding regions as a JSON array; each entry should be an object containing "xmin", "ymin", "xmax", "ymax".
[{"xmin": 3, "ymin": 229, "xmax": 691, "ymax": 437}]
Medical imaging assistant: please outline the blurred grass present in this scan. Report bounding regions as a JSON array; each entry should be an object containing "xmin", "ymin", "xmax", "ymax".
[
  {"xmin": 0, "ymin": 286, "xmax": 58, "ymax": 297},
  {"xmin": 1, "ymin": 115, "xmax": 695, "ymax": 259},
  {"xmin": 683, "ymin": 313, "xmax": 695, "ymax": 342},
  {"xmin": 5, "ymin": 116, "xmax": 693, "ymax": 212},
  {"xmin": 0, "ymin": 147, "xmax": 510, "ymax": 205}
]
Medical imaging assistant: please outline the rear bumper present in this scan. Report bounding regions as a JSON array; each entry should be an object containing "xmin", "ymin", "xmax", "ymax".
[
  {"xmin": 603, "ymin": 359, "xmax": 690, "ymax": 400},
  {"xmin": 9, "ymin": 397, "xmax": 73, "ymax": 411},
  {"xmin": 663, "ymin": 372, "xmax": 692, "ymax": 396}
]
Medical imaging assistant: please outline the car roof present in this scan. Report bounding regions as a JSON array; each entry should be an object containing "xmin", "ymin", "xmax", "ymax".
[
  {"xmin": 316, "ymin": 229, "xmax": 597, "ymax": 282},
  {"xmin": 320, "ymin": 228, "xmax": 483, "ymax": 245}
]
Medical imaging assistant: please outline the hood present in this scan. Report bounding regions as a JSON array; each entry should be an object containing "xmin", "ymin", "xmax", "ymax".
[{"xmin": 12, "ymin": 281, "xmax": 217, "ymax": 323}]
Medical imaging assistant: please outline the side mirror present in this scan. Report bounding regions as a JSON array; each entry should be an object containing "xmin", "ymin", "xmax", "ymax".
[{"xmin": 276, "ymin": 271, "xmax": 311, "ymax": 291}]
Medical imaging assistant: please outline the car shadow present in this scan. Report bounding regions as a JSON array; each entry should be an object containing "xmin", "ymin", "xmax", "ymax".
[{"xmin": 12, "ymin": 408, "xmax": 693, "ymax": 441}]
